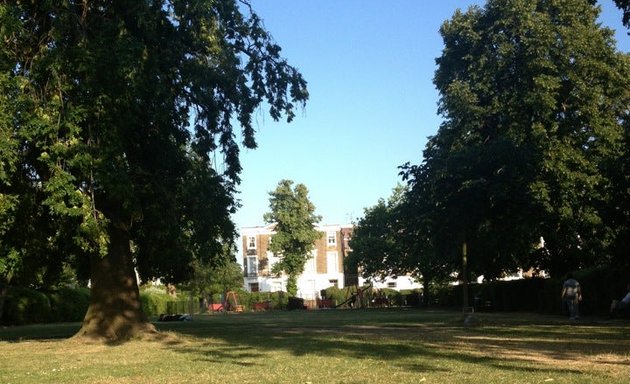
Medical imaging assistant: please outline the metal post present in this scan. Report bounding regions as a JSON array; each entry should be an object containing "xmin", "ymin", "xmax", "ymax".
[{"xmin": 462, "ymin": 241, "xmax": 469, "ymax": 309}]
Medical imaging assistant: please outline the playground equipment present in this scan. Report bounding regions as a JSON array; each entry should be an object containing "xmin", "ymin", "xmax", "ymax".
[
  {"xmin": 224, "ymin": 291, "xmax": 244, "ymax": 312},
  {"xmin": 209, "ymin": 291, "xmax": 243, "ymax": 313},
  {"xmin": 335, "ymin": 284, "xmax": 373, "ymax": 309}
]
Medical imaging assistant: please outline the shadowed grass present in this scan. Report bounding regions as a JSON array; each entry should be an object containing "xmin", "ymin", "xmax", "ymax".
[{"xmin": 1, "ymin": 309, "xmax": 628, "ymax": 383}]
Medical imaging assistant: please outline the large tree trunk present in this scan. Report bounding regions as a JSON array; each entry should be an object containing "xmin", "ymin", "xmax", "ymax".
[
  {"xmin": 75, "ymin": 222, "xmax": 155, "ymax": 341},
  {"xmin": 0, "ymin": 285, "xmax": 7, "ymax": 324}
]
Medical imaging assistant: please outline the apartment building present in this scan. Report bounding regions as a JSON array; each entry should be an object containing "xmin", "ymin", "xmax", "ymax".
[{"xmin": 241, "ymin": 223, "xmax": 353, "ymax": 300}]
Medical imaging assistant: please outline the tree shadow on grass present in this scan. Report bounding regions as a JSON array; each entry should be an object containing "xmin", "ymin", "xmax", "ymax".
[
  {"xmin": 2, "ymin": 309, "xmax": 628, "ymax": 378},
  {"xmin": 0, "ymin": 322, "xmax": 81, "ymax": 341},
  {"xmin": 157, "ymin": 309, "xmax": 630, "ymax": 377}
]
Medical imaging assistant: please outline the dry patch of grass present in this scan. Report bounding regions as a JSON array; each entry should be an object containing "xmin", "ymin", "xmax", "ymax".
[{"xmin": 1, "ymin": 310, "xmax": 629, "ymax": 383}]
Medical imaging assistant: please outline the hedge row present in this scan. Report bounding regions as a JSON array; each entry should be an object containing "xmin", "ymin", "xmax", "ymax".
[
  {"xmin": 141, "ymin": 289, "xmax": 293, "ymax": 316},
  {"xmin": 1, "ymin": 287, "xmax": 90, "ymax": 326},
  {"xmin": 6, "ymin": 265, "xmax": 627, "ymax": 325},
  {"xmin": 1, "ymin": 286, "xmax": 198, "ymax": 325},
  {"xmin": 1, "ymin": 286, "xmax": 299, "ymax": 325},
  {"xmin": 432, "ymin": 265, "xmax": 630, "ymax": 315},
  {"xmin": 319, "ymin": 286, "xmax": 423, "ymax": 308}
]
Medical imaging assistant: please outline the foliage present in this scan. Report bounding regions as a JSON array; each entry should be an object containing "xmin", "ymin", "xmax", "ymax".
[
  {"xmin": 349, "ymin": 184, "xmax": 452, "ymax": 305},
  {"xmin": 401, "ymin": 0, "xmax": 630, "ymax": 281},
  {"xmin": 48, "ymin": 287, "xmax": 90, "ymax": 323},
  {"xmin": 321, "ymin": 286, "xmax": 349, "ymax": 305},
  {"xmin": 0, "ymin": 0, "xmax": 307, "ymax": 336},
  {"xmin": 286, "ymin": 296, "xmax": 306, "ymax": 310},
  {"xmin": 2, "ymin": 286, "xmax": 90, "ymax": 325},
  {"xmin": 246, "ymin": 291, "xmax": 288, "ymax": 310},
  {"xmin": 264, "ymin": 179, "xmax": 321, "ymax": 296},
  {"xmin": 139, "ymin": 288, "xmax": 173, "ymax": 318},
  {"xmin": 347, "ymin": 186, "xmax": 405, "ymax": 281},
  {"xmin": 613, "ymin": 0, "xmax": 630, "ymax": 29},
  {"xmin": 432, "ymin": 264, "xmax": 630, "ymax": 315},
  {"xmin": 187, "ymin": 255, "xmax": 244, "ymax": 300},
  {"xmin": 1, "ymin": 287, "xmax": 50, "ymax": 325}
]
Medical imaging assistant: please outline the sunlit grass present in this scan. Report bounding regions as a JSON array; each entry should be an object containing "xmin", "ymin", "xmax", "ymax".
[{"xmin": 1, "ymin": 309, "xmax": 628, "ymax": 383}]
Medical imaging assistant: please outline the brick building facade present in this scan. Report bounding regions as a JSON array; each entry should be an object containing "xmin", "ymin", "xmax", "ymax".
[{"xmin": 241, "ymin": 223, "xmax": 353, "ymax": 300}]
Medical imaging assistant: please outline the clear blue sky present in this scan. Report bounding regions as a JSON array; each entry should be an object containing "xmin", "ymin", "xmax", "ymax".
[{"xmin": 232, "ymin": 0, "xmax": 629, "ymax": 231}]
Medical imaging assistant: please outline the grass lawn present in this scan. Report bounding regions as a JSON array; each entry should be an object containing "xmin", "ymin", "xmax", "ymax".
[{"xmin": 1, "ymin": 309, "xmax": 629, "ymax": 383}]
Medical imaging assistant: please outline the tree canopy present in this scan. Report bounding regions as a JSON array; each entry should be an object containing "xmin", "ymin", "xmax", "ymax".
[
  {"xmin": 263, "ymin": 179, "xmax": 321, "ymax": 296},
  {"xmin": 0, "ymin": 0, "xmax": 307, "ymax": 339},
  {"xmin": 347, "ymin": 185, "xmax": 408, "ymax": 281},
  {"xmin": 397, "ymin": 0, "xmax": 630, "ymax": 284},
  {"xmin": 424, "ymin": 0, "xmax": 629, "ymax": 275},
  {"xmin": 612, "ymin": 0, "xmax": 630, "ymax": 29}
]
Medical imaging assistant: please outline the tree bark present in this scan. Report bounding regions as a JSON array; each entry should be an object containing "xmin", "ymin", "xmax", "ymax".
[
  {"xmin": 75, "ymin": 222, "xmax": 155, "ymax": 341},
  {"xmin": 0, "ymin": 285, "xmax": 7, "ymax": 324}
]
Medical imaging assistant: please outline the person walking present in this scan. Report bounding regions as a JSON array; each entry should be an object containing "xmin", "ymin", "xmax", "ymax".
[{"xmin": 561, "ymin": 273, "xmax": 582, "ymax": 320}]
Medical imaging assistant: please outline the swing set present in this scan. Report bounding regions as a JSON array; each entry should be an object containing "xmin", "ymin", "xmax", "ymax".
[{"xmin": 208, "ymin": 291, "xmax": 243, "ymax": 313}]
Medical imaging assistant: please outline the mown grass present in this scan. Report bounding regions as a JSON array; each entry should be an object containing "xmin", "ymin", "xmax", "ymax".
[{"xmin": 1, "ymin": 309, "xmax": 628, "ymax": 383}]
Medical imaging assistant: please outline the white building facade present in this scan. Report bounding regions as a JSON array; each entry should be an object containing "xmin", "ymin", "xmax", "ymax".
[{"xmin": 241, "ymin": 224, "xmax": 353, "ymax": 300}]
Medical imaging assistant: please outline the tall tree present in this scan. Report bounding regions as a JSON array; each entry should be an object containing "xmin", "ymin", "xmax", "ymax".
[
  {"xmin": 346, "ymin": 186, "xmax": 408, "ymax": 281},
  {"xmin": 347, "ymin": 184, "xmax": 454, "ymax": 306},
  {"xmin": 346, "ymin": 196, "xmax": 400, "ymax": 283},
  {"xmin": 263, "ymin": 180, "xmax": 321, "ymax": 297},
  {"xmin": 0, "ymin": 0, "xmax": 307, "ymax": 340},
  {"xmin": 396, "ymin": 170, "xmax": 460, "ymax": 305},
  {"xmin": 405, "ymin": 0, "xmax": 629, "ymax": 279}
]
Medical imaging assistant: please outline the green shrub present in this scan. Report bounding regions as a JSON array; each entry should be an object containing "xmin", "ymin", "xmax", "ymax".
[
  {"xmin": 140, "ymin": 290, "xmax": 172, "ymax": 317},
  {"xmin": 233, "ymin": 288, "xmax": 250, "ymax": 310},
  {"xmin": 166, "ymin": 300, "xmax": 191, "ymax": 314},
  {"xmin": 322, "ymin": 286, "xmax": 351, "ymax": 306},
  {"xmin": 573, "ymin": 266, "xmax": 630, "ymax": 315},
  {"xmin": 210, "ymin": 293, "xmax": 222, "ymax": 305},
  {"xmin": 377, "ymin": 288, "xmax": 402, "ymax": 305},
  {"xmin": 287, "ymin": 297, "xmax": 306, "ymax": 310},
  {"xmin": 400, "ymin": 289, "xmax": 423, "ymax": 307},
  {"xmin": 429, "ymin": 266, "xmax": 630, "ymax": 316},
  {"xmin": 2, "ymin": 287, "xmax": 51, "ymax": 325},
  {"xmin": 48, "ymin": 287, "xmax": 90, "ymax": 322},
  {"xmin": 433, "ymin": 284, "xmax": 458, "ymax": 307},
  {"xmin": 246, "ymin": 291, "xmax": 287, "ymax": 310}
]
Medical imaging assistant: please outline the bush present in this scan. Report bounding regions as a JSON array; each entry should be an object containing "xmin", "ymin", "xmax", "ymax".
[
  {"xmin": 48, "ymin": 287, "xmax": 90, "ymax": 322},
  {"xmin": 429, "ymin": 265, "xmax": 630, "ymax": 316},
  {"xmin": 433, "ymin": 284, "xmax": 458, "ymax": 307},
  {"xmin": 140, "ymin": 289, "xmax": 172, "ymax": 317},
  {"xmin": 321, "ymin": 286, "xmax": 348, "ymax": 306},
  {"xmin": 287, "ymin": 297, "xmax": 306, "ymax": 310},
  {"xmin": 573, "ymin": 266, "xmax": 630, "ymax": 315},
  {"xmin": 377, "ymin": 288, "xmax": 402, "ymax": 305},
  {"xmin": 246, "ymin": 291, "xmax": 287, "ymax": 310},
  {"xmin": 400, "ymin": 289, "xmax": 423, "ymax": 307},
  {"xmin": 467, "ymin": 278, "xmax": 545, "ymax": 312},
  {"xmin": 2, "ymin": 287, "xmax": 51, "ymax": 325}
]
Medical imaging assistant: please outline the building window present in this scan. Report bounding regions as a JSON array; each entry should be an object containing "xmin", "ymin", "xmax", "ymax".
[
  {"xmin": 326, "ymin": 251, "xmax": 338, "ymax": 273},
  {"xmin": 327, "ymin": 231, "xmax": 336, "ymax": 246},
  {"xmin": 247, "ymin": 236, "xmax": 256, "ymax": 249},
  {"xmin": 305, "ymin": 250, "xmax": 317, "ymax": 273},
  {"xmin": 249, "ymin": 283, "xmax": 259, "ymax": 292},
  {"xmin": 246, "ymin": 256, "xmax": 258, "ymax": 277},
  {"xmin": 387, "ymin": 281, "xmax": 397, "ymax": 289},
  {"xmin": 329, "ymin": 279, "xmax": 339, "ymax": 288}
]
